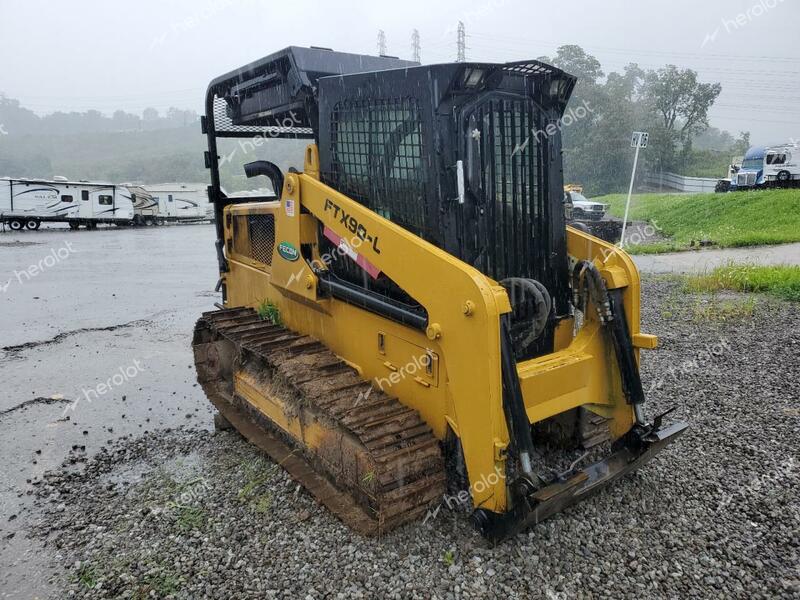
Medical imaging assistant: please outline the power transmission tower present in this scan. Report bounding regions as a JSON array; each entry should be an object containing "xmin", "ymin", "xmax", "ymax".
[
  {"xmin": 412, "ymin": 29, "xmax": 421, "ymax": 63},
  {"xmin": 456, "ymin": 21, "xmax": 466, "ymax": 62},
  {"xmin": 377, "ymin": 30, "xmax": 387, "ymax": 56}
]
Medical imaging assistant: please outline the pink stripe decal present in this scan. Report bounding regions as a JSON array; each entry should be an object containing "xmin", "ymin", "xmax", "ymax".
[
  {"xmin": 356, "ymin": 254, "xmax": 382, "ymax": 279},
  {"xmin": 323, "ymin": 225, "xmax": 342, "ymax": 246},
  {"xmin": 322, "ymin": 226, "xmax": 381, "ymax": 280}
]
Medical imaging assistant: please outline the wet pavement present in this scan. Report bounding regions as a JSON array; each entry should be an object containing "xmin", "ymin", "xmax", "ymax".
[
  {"xmin": 0, "ymin": 224, "xmax": 219, "ymax": 598},
  {"xmin": 633, "ymin": 242, "xmax": 800, "ymax": 274}
]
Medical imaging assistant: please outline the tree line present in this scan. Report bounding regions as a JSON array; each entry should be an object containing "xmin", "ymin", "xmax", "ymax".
[
  {"xmin": 539, "ymin": 45, "xmax": 748, "ymax": 195},
  {"xmin": 0, "ymin": 95, "xmax": 199, "ymax": 136}
]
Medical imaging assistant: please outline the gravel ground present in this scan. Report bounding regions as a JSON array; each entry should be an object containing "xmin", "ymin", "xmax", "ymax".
[{"xmin": 27, "ymin": 278, "xmax": 800, "ymax": 599}]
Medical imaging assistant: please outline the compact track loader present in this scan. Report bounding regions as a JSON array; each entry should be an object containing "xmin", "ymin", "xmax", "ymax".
[{"xmin": 193, "ymin": 47, "xmax": 687, "ymax": 543}]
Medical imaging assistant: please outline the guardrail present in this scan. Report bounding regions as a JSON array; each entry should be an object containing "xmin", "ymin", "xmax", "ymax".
[{"xmin": 644, "ymin": 171, "xmax": 718, "ymax": 193}]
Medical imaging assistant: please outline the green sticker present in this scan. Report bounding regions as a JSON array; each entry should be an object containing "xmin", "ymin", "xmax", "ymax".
[{"xmin": 277, "ymin": 241, "xmax": 299, "ymax": 262}]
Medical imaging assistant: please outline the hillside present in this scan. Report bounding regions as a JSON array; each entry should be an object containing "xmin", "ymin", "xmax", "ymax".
[{"xmin": 597, "ymin": 189, "xmax": 800, "ymax": 251}]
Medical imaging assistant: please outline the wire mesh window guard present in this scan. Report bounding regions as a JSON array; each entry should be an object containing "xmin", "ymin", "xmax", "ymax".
[{"xmin": 327, "ymin": 97, "xmax": 427, "ymax": 233}]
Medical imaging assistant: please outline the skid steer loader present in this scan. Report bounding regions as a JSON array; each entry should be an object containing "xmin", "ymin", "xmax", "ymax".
[{"xmin": 193, "ymin": 46, "xmax": 687, "ymax": 543}]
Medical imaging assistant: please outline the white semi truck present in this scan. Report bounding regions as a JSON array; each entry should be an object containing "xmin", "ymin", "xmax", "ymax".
[{"xmin": 716, "ymin": 143, "xmax": 800, "ymax": 192}]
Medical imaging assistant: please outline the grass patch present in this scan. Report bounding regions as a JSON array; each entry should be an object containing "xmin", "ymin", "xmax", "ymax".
[
  {"xmin": 174, "ymin": 505, "xmax": 207, "ymax": 532},
  {"xmin": 690, "ymin": 296, "xmax": 757, "ymax": 322},
  {"xmin": 686, "ymin": 264, "xmax": 800, "ymax": 302},
  {"xmin": 76, "ymin": 564, "xmax": 98, "ymax": 589},
  {"xmin": 442, "ymin": 550, "xmax": 455, "ymax": 566},
  {"xmin": 254, "ymin": 493, "xmax": 273, "ymax": 514},
  {"xmin": 597, "ymin": 189, "xmax": 800, "ymax": 252},
  {"xmin": 256, "ymin": 299, "xmax": 281, "ymax": 325},
  {"xmin": 238, "ymin": 458, "xmax": 278, "ymax": 514},
  {"xmin": 656, "ymin": 278, "xmax": 757, "ymax": 322},
  {"xmin": 626, "ymin": 241, "xmax": 685, "ymax": 255},
  {"xmin": 142, "ymin": 468, "xmax": 180, "ymax": 496},
  {"xmin": 659, "ymin": 286, "xmax": 682, "ymax": 320},
  {"xmin": 133, "ymin": 571, "xmax": 182, "ymax": 600}
]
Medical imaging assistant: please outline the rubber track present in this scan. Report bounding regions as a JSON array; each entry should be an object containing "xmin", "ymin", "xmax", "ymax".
[{"xmin": 193, "ymin": 308, "xmax": 446, "ymax": 535}]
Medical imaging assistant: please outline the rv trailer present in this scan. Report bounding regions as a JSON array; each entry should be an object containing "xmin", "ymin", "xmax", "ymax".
[
  {"xmin": 141, "ymin": 183, "xmax": 212, "ymax": 223},
  {"xmin": 0, "ymin": 177, "xmax": 134, "ymax": 230},
  {"xmin": 123, "ymin": 185, "xmax": 161, "ymax": 226}
]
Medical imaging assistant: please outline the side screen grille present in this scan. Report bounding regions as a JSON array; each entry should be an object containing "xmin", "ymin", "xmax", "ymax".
[
  {"xmin": 232, "ymin": 214, "xmax": 275, "ymax": 265},
  {"xmin": 326, "ymin": 97, "xmax": 428, "ymax": 234}
]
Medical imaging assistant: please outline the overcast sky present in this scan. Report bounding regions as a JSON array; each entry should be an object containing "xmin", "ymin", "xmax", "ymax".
[{"xmin": 1, "ymin": 0, "xmax": 798, "ymax": 142}]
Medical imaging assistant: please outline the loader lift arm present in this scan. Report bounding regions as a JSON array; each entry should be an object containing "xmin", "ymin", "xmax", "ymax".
[{"xmin": 269, "ymin": 146, "xmax": 515, "ymax": 513}]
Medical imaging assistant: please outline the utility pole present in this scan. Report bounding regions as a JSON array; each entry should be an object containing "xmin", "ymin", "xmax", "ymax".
[
  {"xmin": 411, "ymin": 29, "xmax": 421, "ymax": 63},
  {"xmin": 456, "ymin": 21, "xmax": 466, "ymax": 62},
  {"xmin": 377, "ymin": 30, "xmax": 387, "ymax": 56}
]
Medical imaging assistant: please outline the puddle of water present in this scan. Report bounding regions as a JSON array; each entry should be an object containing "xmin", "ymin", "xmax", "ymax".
[
  {"xmin": 98, "ymin": 460, "xmax": 153, "ymax": 488},
  {"xmin": 97, "ymin": 451, "xmax": 208, "ymax": 489}
]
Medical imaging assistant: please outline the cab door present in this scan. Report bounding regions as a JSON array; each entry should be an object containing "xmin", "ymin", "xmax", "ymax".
[
  {"xmin": 459, "ymin": 92, "xmax": 550, "ymax": 282},
  {"xmin": 153, "ymin": 195, "xmax": 167, "ymax": 217}
]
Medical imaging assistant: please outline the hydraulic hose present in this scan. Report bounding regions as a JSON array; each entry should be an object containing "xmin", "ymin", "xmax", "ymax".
[
  {"xmin": 500, "ymin": 277, "xmax": 552, "ymax": 347},
  {"xmin": 500, "ymin": 315, "xmax": 537, "ymax": 480},
  {"xmin": 573, "ymin": 261, "xmax": 645, "ymax": 406}
]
